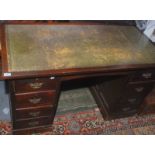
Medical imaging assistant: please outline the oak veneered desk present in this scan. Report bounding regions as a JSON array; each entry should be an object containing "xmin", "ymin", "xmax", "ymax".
[{"xmin": 0, "ymin": 22, "xmax": 155, "ymax": 134}]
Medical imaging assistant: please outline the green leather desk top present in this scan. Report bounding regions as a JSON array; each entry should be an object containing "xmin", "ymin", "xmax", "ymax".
[{"xmin": 5, "ymin": 25, "xmax": 155, "ymax": 72}]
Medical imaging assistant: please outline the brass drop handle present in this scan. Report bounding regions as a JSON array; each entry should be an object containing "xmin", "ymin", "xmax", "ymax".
[
  {"xmin": 28, "ymin": 121, "xmax": 39, "ymax": 126},
  {"xmin": 29, "ymin": 111, "xmax": 40, "ymax": 117},
  {"xmin": 29, "ymin": 97, "xmax": 41, "ymax": 104},
  {"xmin": 135, "ymin": 87, "xmax": 144, "ymax": 92},
  {"xmin": 29, "ymin": 82, "xmax": 44, "ymax": 89},
  {"xmin": 142, "ymin": 73, "xmax": 152, "ymax": 79}
]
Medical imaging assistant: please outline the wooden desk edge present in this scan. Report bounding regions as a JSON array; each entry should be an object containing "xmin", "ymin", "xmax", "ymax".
[{"xmin": 0, "ymin": 63, "xmax": 155, "ymax": 80}]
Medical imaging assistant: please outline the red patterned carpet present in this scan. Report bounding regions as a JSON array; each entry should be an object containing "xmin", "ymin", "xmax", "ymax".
[{"xmin": 1, "ymin": 107, "xmax": 155, "ymax": 135}]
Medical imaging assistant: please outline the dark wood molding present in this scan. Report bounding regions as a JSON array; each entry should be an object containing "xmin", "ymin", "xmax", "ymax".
[{"xmin": 0, "ymin": 24, "xmax": 9, "ymax": 76}]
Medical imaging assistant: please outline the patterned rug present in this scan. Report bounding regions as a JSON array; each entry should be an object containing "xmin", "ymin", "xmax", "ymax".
[
  {"xmin": 0, "ymin": 88, "xmax": 155, "ymax": 135},
  {"xmin": 1, "ymin": 108, "xmax": 155, "ymax": 135}
]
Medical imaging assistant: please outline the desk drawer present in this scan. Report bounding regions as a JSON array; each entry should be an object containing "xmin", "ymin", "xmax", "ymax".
[
  {"xmin": 130, "ymin": 69, "xmax": 155, "ymax": 82},
  {"xmin": 13, "ymin": 126, "xmax": 53, "ymax": 135},
  {"xmin": 15, "ymin": 107, "xmax": 54, "ymax": 120},
  {"xmin": 14, "ymin": 91, "xmax": 56, "ymax": 109},
  {"xmin": 111, "ymin": 104, "xmax": 138, "ymax": 115},
  {"xmin": 118, "ymin": 83, "xmax": 153, "ymax": 106},
  {"xmin": 13, "ymin": 117, "xmax": 52, "ymax": 129},
  {"xmin": 111, "ymin": 109, "xmax": 137, "ymax": 118},
  {"xmin": 13, "ymin": 78, "xmax": 57, "ymax": 93}
]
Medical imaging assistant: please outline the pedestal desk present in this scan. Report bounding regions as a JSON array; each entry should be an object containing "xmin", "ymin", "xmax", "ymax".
[{"xmin": 0, "ymin": 21, "xmax": 155, "ymax": 134}]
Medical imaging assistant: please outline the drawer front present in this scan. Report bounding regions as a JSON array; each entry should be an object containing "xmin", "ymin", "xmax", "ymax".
[
  {"xmin": 13, "ymin": 117, "xmax": 53, "ymax": 129},
  {"xmin": 111, "ymin": 108, "xmax": 137, "ymax": 119},
  {"xmin": 130, "ymin": 69, "xmax": 155, "ymax": 82},
  {"xmin": 13, "ymin": 126, "xmax": 53, "ymax": 135},
  {"xmin": 111, "ymin": 104, "xmax": 138, "ymax": 115},
  {"xmin": 14, "ymin": 91, "xmax": 56, "ymax": 109},
  {"xmin": 118, "ymin": 83, "xmax": 153, "ymax": 106},
  {"xmin": 13, "ymin": 78, "xmax": 57, "ymax": 93},
  {"xmin": 15, "ymin": 107, "xmax": 54, "ymax": 120}
]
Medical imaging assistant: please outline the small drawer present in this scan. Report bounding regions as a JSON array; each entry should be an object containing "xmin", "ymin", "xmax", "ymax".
[
  {"xmin": 13, "ymin": 117, "xmax": 53, "ymax": 129},
  {"xmin": 13, "ymin": 126, "xmax": 53, "ymax": 135},
  {"xmin": 111, "ymin": 104, "xmax": 138, "ymax": 113},
  {"xmin": 119, "ymin": 97, "xmax": 140, "ymax": 106},
  {"xmin": 13, "ymin": 77, "xmax": 57, "ymax": 93},
  {"xmin": 126, "ymin": 83, "xmax": 153, "ymax": 94},
  {"xmin": 130, "ymin": 69, "xmax": 155, "ymax": 82},
  {"xmin": 15, "ymin": 107, "xmax": 54, "ymax": 120},
  {"xmin": 14, "ymin": 91, "xmax": 56, "ymax": 109},
  {"xmin": 119, "ymin": 106, "xmax": 137, "ymax": 113},
  {"xmin": 117, "ymin": 83, "xmax": 153, "ymax": 106},
  {"xmin": 111, "ymin": 109, "xmax": 137, "ymax": 119}
]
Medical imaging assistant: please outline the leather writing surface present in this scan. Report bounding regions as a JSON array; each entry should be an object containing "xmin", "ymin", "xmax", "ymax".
[{"xmin": 5, "ymin": 25, "xmax": 155, "ymax": 72}]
